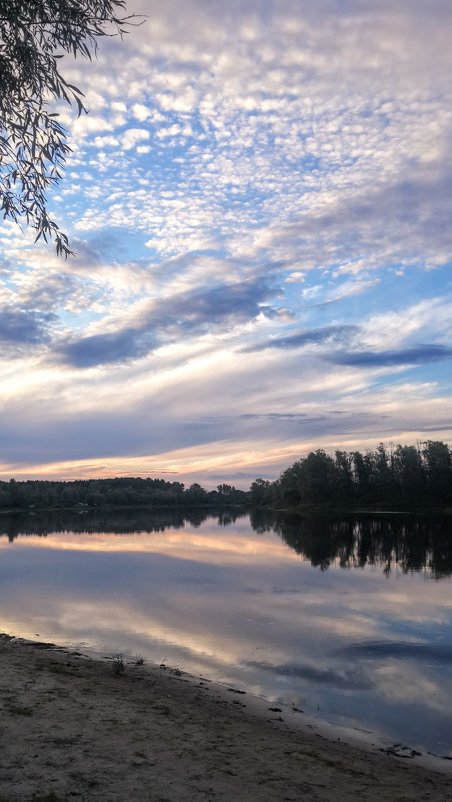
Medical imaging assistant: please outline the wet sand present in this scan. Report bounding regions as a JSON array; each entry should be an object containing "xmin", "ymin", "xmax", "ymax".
[{"xmin": 0, "ymin": 634, "xmax": 451, "ymax": 801}]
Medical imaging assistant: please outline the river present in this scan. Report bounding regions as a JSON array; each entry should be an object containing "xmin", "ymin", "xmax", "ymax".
[{"xmin": 1, "ymin": 508, "xmax": 451, "ymax": 756}]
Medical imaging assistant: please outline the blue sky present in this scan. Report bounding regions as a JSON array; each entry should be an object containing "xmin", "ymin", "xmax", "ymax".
[{"xmin": 0, "ymin": 0, "xmax": 451, "ymax": 486}]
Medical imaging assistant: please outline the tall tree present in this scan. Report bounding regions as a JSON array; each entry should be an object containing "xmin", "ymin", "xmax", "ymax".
[
  {"xmin": 298, "ymin": 449, "xmax": 338, "ymax": 505},
  {"xmin": 278, "ymin": 461, "xmax": 304, "ymax": 506},
  {"xmin": 392, "ymin": 444, "xmax": 425, "ymax": 503},
  {"xmin": 422, "ymin": 440, "xmax": 452, "ymax": 504},
  {"xmin": 373, "ymin": 443, "xmax": 397, "ymax": 503},
  {"xmin": 0, "ymin": 0, "xmax": 136, "ymax": 255},
  {"xmin": 334, "ymin": 450, "xmax": 354, "ymax": 503},
  {"xmin": 352, "ymin": 450, "xmax": 372, "ymax": 503},
  {"xmin": 249, "ymin": 477, "xmax": 273, "ymax": 506}
]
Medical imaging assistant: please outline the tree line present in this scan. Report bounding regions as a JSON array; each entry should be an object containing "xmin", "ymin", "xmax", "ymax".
[
  {"xmin": 250, "ymin": 440, "xmax": 452, "ymax": 509},
  {"xmin": 0, "ymin": 477, "xmax": 247, "ymax": 511},
  {"xmin": 0, "ymin": 440, "xmax": 451, "ymax": 512}
]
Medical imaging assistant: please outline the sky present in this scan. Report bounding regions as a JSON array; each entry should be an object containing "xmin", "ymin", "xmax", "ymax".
[{"xmin": 1, "ymin": 0, "xmax": 451, "ymax": 488}]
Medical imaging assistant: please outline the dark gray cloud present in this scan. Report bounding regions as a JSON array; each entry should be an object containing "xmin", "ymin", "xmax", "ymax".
[
  {"xmin": 327, "ymin": 344, "xmax": 452, "ymax": 368},
  {"xmin": 207, "ymin": 472, "xmax": 276, "ymax": 482},
  {"xmin": 151, "ymin": 278, "xmax": 276, "ymax": 332},
  {"xmin": 59, "ymin": 277, "xmax": 276, "ymax": 367},
  {"xmin": 239, "ymin": 412, "xmax": 327, "ymax": 422},
  {"xmin": 0, "ymin": 307, "xmax": 55, "ymax": 345},
  {"xmin": 243, "ymin": 325, "xmax": 358, "ymax": 353},
  {"xmin": 60, "ymin": 328, "xmax": 155, "ymax": 368}
]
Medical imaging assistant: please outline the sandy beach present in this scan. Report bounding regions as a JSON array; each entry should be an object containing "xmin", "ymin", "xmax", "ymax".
[{"xmin": 0, "ymin": 634, "xmax": 451, "ymax": 802}]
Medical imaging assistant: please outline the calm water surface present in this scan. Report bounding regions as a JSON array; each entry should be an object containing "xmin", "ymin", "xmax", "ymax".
[{"xmin": 1, "ymin": 509, "xmax": 452, "ymax": 755}]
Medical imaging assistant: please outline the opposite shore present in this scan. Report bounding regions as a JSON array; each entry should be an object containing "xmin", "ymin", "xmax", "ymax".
[{"xmin": 1, "ymin": 633, "xmax": 451, "ymax": 802}]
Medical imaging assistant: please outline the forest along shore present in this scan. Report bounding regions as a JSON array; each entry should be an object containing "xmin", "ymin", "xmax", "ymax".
[{"xmin": 0, "ymin": 635, "xmax": 451, "ymax": 802}]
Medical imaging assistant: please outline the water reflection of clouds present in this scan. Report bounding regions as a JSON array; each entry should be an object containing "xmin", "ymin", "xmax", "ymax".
[
  {"xmin": 4, "ymin": 529, "xmax": 300, "ymax": 566},
  {"xmin": 3, "ymin": 535, "xmax": 452, "ymax": 654},
  {"xmin": 2, "ymin": 517, "xmax": 452, "ymax": 751},
  {"xmin": 339, "ymin": 641, "xmax": 452, "ymax": 663},
  {"xmin": 246, "ymin": 659, "xmax": 373, "ymax": 691},
  {"xmin": 375, "ymin": 662, "xmax": 448, "ymax": 713},
  {"xmin": 2, "ymin": 534, "xmax": 450, "ymax": 663}
]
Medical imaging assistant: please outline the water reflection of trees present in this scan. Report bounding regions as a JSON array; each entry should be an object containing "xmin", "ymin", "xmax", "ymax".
[
  {"xmin": 0, "ymin": 508, "xmax": 244, "ymax": 542},
  {"xmin": 2, "ymin": 508, "xmax": 451, "ymax": 579},
  {"xmin": 250, "ymin": 510, "xmax": 452, "ymax": 578}
]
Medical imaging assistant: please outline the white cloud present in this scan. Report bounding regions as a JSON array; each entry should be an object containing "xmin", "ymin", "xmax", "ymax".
[
  {"xmin": 132, "ymin": 103, "xmax": 152, "ymax": 121},
  {"xmin": 120, "ymin": 127, "xmax": 151, "ymax": 150}
]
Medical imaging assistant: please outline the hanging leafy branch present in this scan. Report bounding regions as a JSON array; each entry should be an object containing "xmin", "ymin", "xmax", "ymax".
[{"xmin": 0, "ymin": 0, "xmax": 139, "ymax": 256}]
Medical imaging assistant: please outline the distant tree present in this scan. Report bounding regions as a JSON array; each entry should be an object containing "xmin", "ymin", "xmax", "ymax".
[
  {"xmin": 352, "ymin": 451, "xmax": 373, "ymax": 503},
  {"xmin": 0, "ymin": 0, "xmax": 137, "ymax": 255},
  {"xmin": 334, "ymin": 450, "xmax": 354, "ymax": 503},
  {"xmin": 249, "ymin": 477, "xmax": 273, "ymax": 506},
  {"xmin": 216, "ymin": 483, "xmax": 247, "ymax": 504},
  {"xmin": 249, "ymin": 441, "xmax": 452, "ymax": 511},
  {"xmin": 87, "ymin": 491, "xmax": 104, "ymax": 507},
  {"xmin": 171, "ymin": 481, "xmax": 185, "ymax": 498},
  {"xmin": 298, "ymin": 449, "xmax": 338, "ymax": 505},
  {"xmin": 278, "ymin": 462, "xmax": 304, "ymax": 506},
  {"xmin": 392, "ymin": 444, "xmax": 425, "ymax": 503},
  {"xmin": 0, "ymin": 488, "xmax": 11, "ymax": 508},
  {"xmin": 373, "ymin": 443, "xmax": 397, "ymax": 503},
  {"xmin": 185, "ymin": 483, "xmax": 208, "ymax": 505},
  {"xmin": 60, "ymin": 485, "xmax": 76, "ymax": 506},
  {"xmin": 217, "ymin": 483, "xmax": 235, "ymax": 497},
  {"xmin": 422, "ymin": 440, "xmax": 452, "ymax": 503}
]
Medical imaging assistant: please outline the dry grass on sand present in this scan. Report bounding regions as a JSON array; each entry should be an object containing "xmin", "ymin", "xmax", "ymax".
[{"xmin": 0, "ymin": 634, "xmax": 451, "ymax": 801}]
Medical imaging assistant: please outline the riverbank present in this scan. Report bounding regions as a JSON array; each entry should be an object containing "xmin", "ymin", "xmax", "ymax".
[{"xmin": 0, "ymin": 635, "xmax": 451, "ymax": 801}]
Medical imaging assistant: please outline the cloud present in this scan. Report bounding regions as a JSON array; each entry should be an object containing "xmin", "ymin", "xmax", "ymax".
[
  {"xmin": 246, "ymin": 659, "xmax": 372, "ymax": 691},
  {"xmin": 120, "ymin": 128, "xmax": 151, "ymax": 151},
  {"xmin": 243, "ymin": 325, "xmax": 358, "ymax": 353},
  {"xmin": 0, "ymin": 307, "xmax": 55, "ymax": 346},
  {"xmin": 328, "ymin": 344, "xmax": 452, "ymax": 368},
  {"xmin": 336, "ymin": 640, "xmax": 452, "ymax": 665},
  {"xmin": 59, "ymin": 328, "xmax": 155, "ymax": 368},
  {"xmin": 245, "ymin": 159, "xmax": 452, "ymax": 273},
  {"xmin": 58, "ymin": 276, "xmax": 277, "ymax": 367}
]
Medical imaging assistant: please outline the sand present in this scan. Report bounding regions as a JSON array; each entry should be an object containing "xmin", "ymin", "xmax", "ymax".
[{"xmin": 0, "ymin": 634, "xmax": 451, "ymax": 802}]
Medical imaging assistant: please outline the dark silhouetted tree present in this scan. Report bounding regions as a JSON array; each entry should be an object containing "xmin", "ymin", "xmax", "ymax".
[
  {"xmin": 352, "ymin": 450, "xmax": 373, "ymax": 503},
  {"xmin": 392, "ymin": 444, "xmax": 425, "ymax": 503},
  {"xmin": 259, "ymin": 440, "xmax": 451, "ymax": 510},
  {"xmin": 373, "ymin": 443, "xmax": 397, "ymax": 503},
  {"xmin": 334, "ymin": 450, "xmax": 354, "ymax": 503},
  {"xmin": 422, "ymin": 440, "xmax": 452, "ymax": 504},
  {"xmin": 298, "ymin": 449, "xmax": 337, "ymax": 505},
  {"xmin": 249, "ymin": 477, "xmax": 273, "ymax": 506}
]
